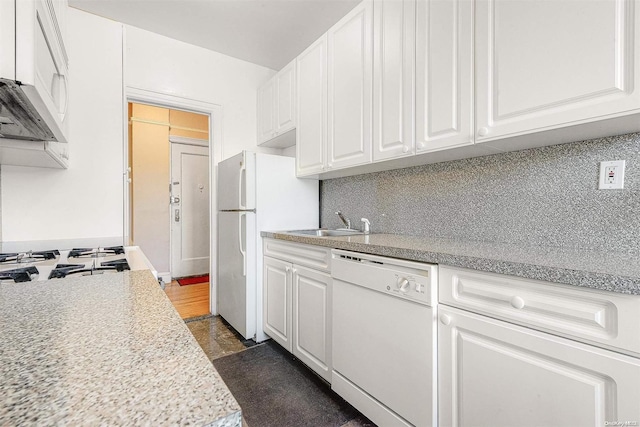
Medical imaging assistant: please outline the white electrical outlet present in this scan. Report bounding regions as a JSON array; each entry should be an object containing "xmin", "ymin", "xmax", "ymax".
[{"xmin": 599, "ymin": 160, "xmax": 625, "ymax": 189}]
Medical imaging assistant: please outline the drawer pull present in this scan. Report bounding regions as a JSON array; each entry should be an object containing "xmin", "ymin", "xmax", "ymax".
[
  {"xmin": 510, "ymin": 296, "xmax": 525, "ymax": 309},
  {"xmin": 439, "ymin": 314, "xmax": 452, "ymax": 326}
]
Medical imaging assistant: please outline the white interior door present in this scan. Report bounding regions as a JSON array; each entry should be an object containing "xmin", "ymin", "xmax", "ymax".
[{"xmin": 171, "ymin": 143, "xmax": 210, "ymax": 278}]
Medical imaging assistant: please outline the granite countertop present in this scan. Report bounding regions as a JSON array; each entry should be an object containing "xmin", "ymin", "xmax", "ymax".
[
  {"xmin": 262, "ymin": 231, "xmax": 640, "ymax": 295},
  {"xmin": 0, "ymin": 270, "xmax": 241, "ymax": 426}
]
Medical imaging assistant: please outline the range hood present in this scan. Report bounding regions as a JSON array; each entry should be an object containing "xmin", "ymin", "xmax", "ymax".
[
  {"xmin": 0, "ymin": 0, "xmax": 70, "ymax": 169},
  {"xmin": 0, "ymin": 79, "xmax": 69, "ymax": 169},
  {"xmin": 0, "ymin": 78, "xmax": 57, "ymax": 142}
]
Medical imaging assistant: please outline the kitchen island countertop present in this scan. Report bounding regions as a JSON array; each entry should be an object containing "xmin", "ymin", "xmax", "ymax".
[
  {"xmin": 0, "ymin": 270, "xmax": 241, "ymax": 426},
  {"xmin": 262, "ymin": 231, "xmax": 640, "ymax": 295}
]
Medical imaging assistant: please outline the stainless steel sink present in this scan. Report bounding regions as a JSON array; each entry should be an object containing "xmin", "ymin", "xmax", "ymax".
[{"xmin": 287, "ymin": 228, "xmax": 364, "ymax": 237}]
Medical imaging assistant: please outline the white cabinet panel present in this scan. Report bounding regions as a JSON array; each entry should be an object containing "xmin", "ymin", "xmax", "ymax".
[
  {"xmin": 263, "ymin": 238, "xmax": 331, "ymax": 272},
  {"xmin": 263, "ymin": 239, "xmax": 333, "ymax": 381},
  {"xmin": 293, "ymin": 265, "xmax": 332, "ymax": 382},
  {"xmin": 440, "ymin": 266, "xmax": 640, "ymax": 356},
  {"xmin": 263, "ymin": 256, "xmax": 292, "ymax": 352},
  {"xmin": 415, "ymin": 0, "xmax": 473, "ymax": 153},
  {"xmin": 12, "ymin": 0, "xmax": 70, "ymax": 145},
  {"xmin": 327, "ymin": 0, "xmax": 373, "ymax": 169},
  {"xmin": 276, "ymin": 60, "xmax": 296, "ymax": 133},
  {"xmin": 373, "ymin": 0, "xmax": 416, "ymax": 161},
  {"xmin": 257, "ymin": 78, "xmax": 275, "ymax": 144},
  {"xmin": 476, "ymin": 0, "xmax": 640, "ymax": 142},
  {"xmin": 258, "ymin": 59, "xmax": 297, "ymax": 148},
  {"xmin": 296, "ymin": 35, "xmax": 327, "ymax": 176},
  {"xmin": 439, "ymin": 305, "xmax": 640, "ymax": 427}
]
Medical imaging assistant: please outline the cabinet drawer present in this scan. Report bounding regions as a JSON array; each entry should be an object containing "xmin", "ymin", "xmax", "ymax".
[
  {"xmin": 439, "ymin": 266, "xmax": 640, "ymax": 356},
  {"xmin": 263, "ymin": 239, "xmax": 331, "ymax": 272}
]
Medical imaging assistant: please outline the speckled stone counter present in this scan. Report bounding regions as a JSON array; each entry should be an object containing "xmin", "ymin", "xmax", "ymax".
[
  {"xmin": 262, "ymin": 231, "xmax": 640, "ymax": 295},
  {"xmin": 0, "ymin": 270, "xmax": 241, "ymax": 426}
]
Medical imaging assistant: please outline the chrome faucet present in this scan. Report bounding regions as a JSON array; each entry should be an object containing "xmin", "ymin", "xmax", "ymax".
[
  {"xmin": 335, "ymin": 211, "xmax": 351, "ymax": 229},
  {"xmin": 361, "ymin": 218, "xmax": 371, "ymax": 234}
]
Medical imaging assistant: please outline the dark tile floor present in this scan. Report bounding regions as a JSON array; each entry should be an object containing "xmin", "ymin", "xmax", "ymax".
[{"xmin": 185, "ymin": 316, "xmax": 376, "ymax": 427}]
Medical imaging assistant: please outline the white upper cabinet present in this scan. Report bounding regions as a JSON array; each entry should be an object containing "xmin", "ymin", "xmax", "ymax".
[
  {"xmin": 257, "ymin": 59, "xmax": 297, "ymax": 147},
  {"xmin": 294, "ymin": 0, "xmax": 640, "ymax": 179},
  {"xmin": 257, "ymin": 78, "xmax": 276, "ymax": 143},
  {"xmin": 372, "ymin": 0, "xmax": 416, "ymax": 161},
  {"xmin": 296, "ymin": 35, "xmax": 327, "ymax": 176},
  {"xmin": 327, "ymin": 0, "xmax": 373, "ymax": 170},
  {"xmin": 275, "ymin": 60, "xmax": 296, "ymax": 134},
  {"xmin": 475, "ymin": 0, "xmax": 640, "ymax": 142},
  {"xmin": 415, "ymin": 0, "xmax": 474, "ymax": 153},
  {"xmin": 15, "ymin": 0, "xmax": 70, "ymax": 144}
]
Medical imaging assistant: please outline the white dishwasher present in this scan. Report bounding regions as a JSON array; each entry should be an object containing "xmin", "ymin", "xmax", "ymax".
[{"xmin": 331, "ymin": 249, "xmax": 438, "ymax": 427}]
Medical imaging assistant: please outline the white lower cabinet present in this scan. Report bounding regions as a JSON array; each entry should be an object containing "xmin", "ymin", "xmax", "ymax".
[
  {"xmin": 439, "ymin": 266, "xmax": 640, "ymax": 427},
  {"xmin": 263, "ymin": 239, "xmax": 332, "ymax": 382},
  {"xmin": 438, "ymin": 305, "xmax": 640, "ymax": 427},
  {"xmin": 263, "ymin": 256, "xmax": 292, "ymax": 351},
  {"xmin": 292, "ymin": 265, "xmax": 332, "ymax": 382}
]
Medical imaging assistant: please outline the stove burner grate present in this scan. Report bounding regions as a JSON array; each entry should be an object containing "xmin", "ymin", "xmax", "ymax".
[
  {"xmin": 0, "ymin": 266, "xmax": 39, "ymax": 283},
  {"xmin": 49, "ymin": 258, "xmax": 131, "ymax": 279},
  {"xmin": 0, "ymin": 250, "xmax": 60, "ymax": 264},
  {"xmin": 48, "ymin": 264, "xmax": 86, "ymax": 279},
  {"xmin": 68, "ymin": 246, "xmax": 125, "ymax": 259}
]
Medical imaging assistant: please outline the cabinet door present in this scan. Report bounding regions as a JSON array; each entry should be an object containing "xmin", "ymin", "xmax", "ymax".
[
  {"xmin": 292, "ymin": 265, "xmax": 332, "ymax": 382},
  {"xmin": 475, "ymin": 0, "xmax": 640, "ymax": 142},
  {"xmin": 263, "ymin": 256, "xmax": 292, "ymax": 352},
  {"xmin": 372, "ymin": 0, "xmax": 416, "ymax": 161},
  {"xmin": 327, "ymin": 0, "xmax": 373, "ymax": 170},
  {"xmin": 415, "ymin": 0, "xmax": 473, "ymax": 153},
  {"xmin": 51, "ymin": 0, "xmax": 68, "ymax": 47},
  {"xmin": 438, "ymin": 306, "xmax": 640, "ymax": 427},
  {"xmin": 275, "ymin": 59, "xmax": 296, "ymax": 134},
  {"xmin": 15, "ymin": 0, "xmax": 70, "ymax": 143},
  {"xmin": 296, "ymin": 35, "xmax": 327, "ymax": 176},
  {"xmin": 257, "ymin": 78, "xmax": 276, "ymax": 144}
]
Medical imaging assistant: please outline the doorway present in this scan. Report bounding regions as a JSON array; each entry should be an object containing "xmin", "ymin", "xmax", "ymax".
[{"xmin": 128, "ymin": 102, "xmax": 211, "ymax": 318}]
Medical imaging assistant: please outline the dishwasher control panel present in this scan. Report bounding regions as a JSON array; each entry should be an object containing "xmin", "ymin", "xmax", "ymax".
[
  {"xmin": 391, "ymin": 273, "xmax": 429, "ymax": 297},
  {"xmin": 331, "ymin": 250, "xmax": 437, "ymax": 306}
]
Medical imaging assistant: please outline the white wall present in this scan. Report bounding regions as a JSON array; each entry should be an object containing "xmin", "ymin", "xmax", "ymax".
[
  {"xmin": 1, "ymin": 9, "xmax": 278, "ymax": 242},
  {"xmin": 1, "ymin": 9, "xmax": 124, "ymax": 242},
  {"xmin": 124, "ymin": 26, "xmax": 277, "ymax": 161}
]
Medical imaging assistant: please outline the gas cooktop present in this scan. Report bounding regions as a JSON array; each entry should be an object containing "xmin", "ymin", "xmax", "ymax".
[{"xmin": 0, "ymin": 246, "xmax": 154, "ymax": 284}]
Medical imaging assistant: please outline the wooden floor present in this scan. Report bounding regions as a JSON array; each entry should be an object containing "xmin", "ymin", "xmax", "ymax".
[{"xmin": 164, "ymin": 280, "xmax": 210, "ymax": 319}]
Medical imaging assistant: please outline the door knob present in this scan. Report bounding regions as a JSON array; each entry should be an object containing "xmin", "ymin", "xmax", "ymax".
[{"xmin": 170, "ymin": 196, "xmax": 180, "ymax": 204}]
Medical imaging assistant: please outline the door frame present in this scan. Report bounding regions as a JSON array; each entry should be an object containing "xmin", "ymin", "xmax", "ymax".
[{"xmin": 124, "ymin": 86, "xmax": 222, "ymax": 315}]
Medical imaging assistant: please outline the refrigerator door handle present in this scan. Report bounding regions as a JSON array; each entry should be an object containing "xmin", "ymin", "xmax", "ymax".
[
  {"xmin": 239, "ymin": 212, "xmax": 246, "ymax": 276},
  {"xmin": 239, "ymin": 165, "xmax": 246, "ymax": 210}
]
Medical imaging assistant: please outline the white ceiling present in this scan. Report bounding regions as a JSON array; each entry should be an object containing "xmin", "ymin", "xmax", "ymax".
[{"xmin": 68, "ymin": 0, "xmax": 361, "ymax": 71}]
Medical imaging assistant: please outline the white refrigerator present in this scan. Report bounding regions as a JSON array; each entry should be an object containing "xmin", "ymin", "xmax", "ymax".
[{"xmin": 217, "ymin": 151, "xmax": 319, "ymax": 341}]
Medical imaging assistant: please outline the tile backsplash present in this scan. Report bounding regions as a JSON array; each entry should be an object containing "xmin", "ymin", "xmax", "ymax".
[{"xmin": 320, "ymin": 132, "xmax": 640, "ymax": 253}]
